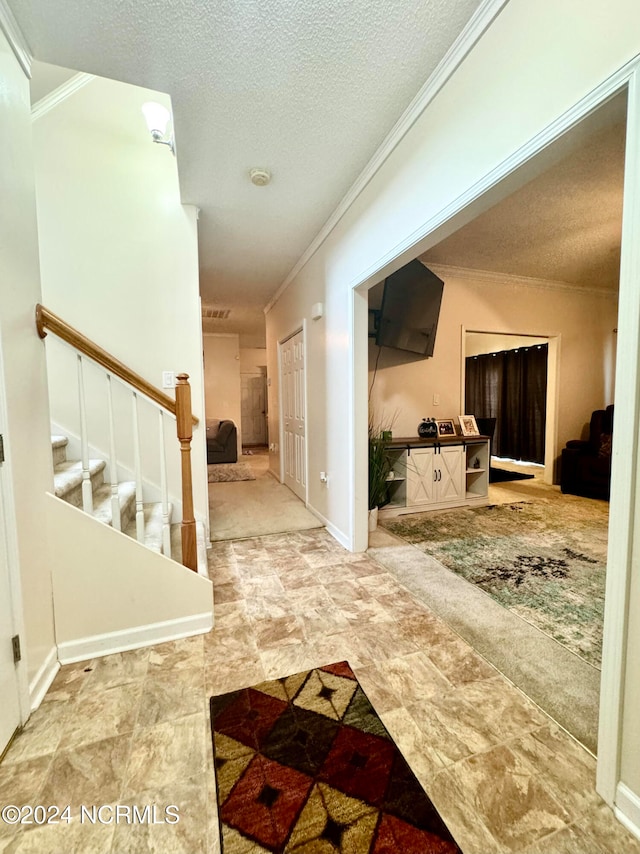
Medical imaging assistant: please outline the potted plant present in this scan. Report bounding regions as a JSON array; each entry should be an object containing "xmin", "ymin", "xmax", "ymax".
[{"xmin": 368, "ymin": 416, "xmax": 394, "ymax": 531}]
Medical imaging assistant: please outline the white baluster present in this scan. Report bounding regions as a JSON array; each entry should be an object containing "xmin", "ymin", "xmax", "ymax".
[
  {"xmin": 132, "ymin": 392, "xmax": 145, "ymax": 542},
  {"xmin": 159, "ymin": 410, "xmax": 171, "ymax": 557},
  {"xmin": 106, "ymin": 374, "xmax": 121, "ymax": 530},
  {"xmin": 77, "ymin": 355, "xmax": 93, "ymax": 514}
]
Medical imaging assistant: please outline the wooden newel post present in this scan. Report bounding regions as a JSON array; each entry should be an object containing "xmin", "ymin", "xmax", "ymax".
[{"xmin": 175, "ymin": 373, "xmax": 197, "ymax": 572}]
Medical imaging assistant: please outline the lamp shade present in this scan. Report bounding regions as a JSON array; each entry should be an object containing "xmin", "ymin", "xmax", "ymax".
[{"xmin": 142, "ymin": 101, "xmax": 171, "ymax": 135}]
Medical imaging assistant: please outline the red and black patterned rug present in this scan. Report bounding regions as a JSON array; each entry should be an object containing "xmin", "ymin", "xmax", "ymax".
[{"xmin": 209, "ymin": 661, "xmax": 461, "ymax": 853}]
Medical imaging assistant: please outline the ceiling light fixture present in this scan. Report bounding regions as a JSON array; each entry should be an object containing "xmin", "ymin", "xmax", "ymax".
[
  {"xmin": 250, "ymin": 168, "xmax": 271, "ymax": 186},
  {"xmin": 142, "ymin": 101, "xmax": 175, "ymax": 155}
]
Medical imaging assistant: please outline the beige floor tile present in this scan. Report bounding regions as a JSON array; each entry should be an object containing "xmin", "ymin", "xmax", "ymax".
[
  {"xmin": 259, "ymin": 641, "xmax": 320, "ymax": 679},
  {"xmin": 377, "ymin": 651, "xmax": 452, "ymax": 702},
  {"xmin": 203, "ymin": 625, "xmax": 259, "ymax": 662},
  {"xmin": 58, "ymin": 684, "xmax": 141, "ymax": 751},
  {"xmin": 522, "ymin": 822, "xmax": 604, "ymax": 854},
  {"xmin": 1, "ymin": 818, "xmax": 115, "ymax": 854},
  {"xmin": 446, "ymin": 743, "xmax": 573, "ymax": 851},
  {"xmin": 136, "ymin": 667, "xmax": 205, "ymax": 729},
  {"xmin": 110, "ymin": 776, "xmax": 208, "ymax": 854},
  {"xmin": 147, "ymin": 635, "xmax": 205, "ymax": 672},
  {"xmin": 2, "ymin": 701, "xmax": 69, "ymax": 765},
  {"xmin": 352, "ymin": 664, "xmax": 403, "ymax": 715},
  {"xmin": 452, "ymin": 678, "xmax": 549, "ymax": 742},
  {"xmin": 507, "ymin": 724, "xmax": 600, "ymax": 822},
  {"xmin": 380, "ymin": 707, "xmax": 446, "ymax": 782},
  {"xmin": 205, "ymin": 656, "xmax": 266, "ymax": 697},
  {"xmin": 423, "ymin": 632, "xmax": 497, "ymax": 685},
  {"xmin": 40, "ymin": 735, "xmax": 132, "ymax": 810},
  {"xmin": 83, "ymin": 648, "xmax": 150, "ymax": 692},
  {"xmin": 252, "ymin": 615, "xmax": 306, "ymax": 649},
  {"xmin": 0, "ymin": 756, "xmax": 54, "ymax": 840},
  {"xmin": 212, "ymin": 581, "xmax": 245, "ymax": 604},
  {"xmin": 407, "ymin": 690, "xmax": 499, "ymax": 765},
  {"xmin": 428, "ymin": 768, "xmax": 511, "ymax": 854},
  {"xmin": 576, "ymin": 801, "xmax": 640, "ymax": 853},
  {"xmin": 212, "ymin": 601, "xmax": 251, "ymax": 630},
  {"xmin": 313, "ymin": 631, "xmax": 375, "ymax": 671},
  {"xmin": 42, "ymin": 660, "xmax": 95, "ymax": 703},
  {"xmin": 124, "ymin": 713, "xmax": 206, "ymax": 795}
]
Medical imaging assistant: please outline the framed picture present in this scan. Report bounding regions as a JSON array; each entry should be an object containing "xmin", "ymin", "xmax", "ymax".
[
  {"xmin": 436, "ymin": 419, "xmax": 456, "ymax": 437},
  {"xmin": 458, "ymin": 414, "xmax": 479, "ymax": 436}
]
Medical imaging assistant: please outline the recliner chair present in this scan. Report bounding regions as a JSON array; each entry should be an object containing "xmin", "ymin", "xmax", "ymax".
[{"xmin": 561, "ymin": 405, "xmax": 613, "ymax": 500}]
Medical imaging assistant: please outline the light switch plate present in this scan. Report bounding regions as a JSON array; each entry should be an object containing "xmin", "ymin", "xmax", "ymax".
[{"xmin": 162, "ymin": 371, "xmax": 176, "ymax": 389}]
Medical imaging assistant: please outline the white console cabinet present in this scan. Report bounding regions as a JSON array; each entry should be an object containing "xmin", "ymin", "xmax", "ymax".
[{"xmin": 380, "ymin": 436, "xmax": 489, "ymax": 517}]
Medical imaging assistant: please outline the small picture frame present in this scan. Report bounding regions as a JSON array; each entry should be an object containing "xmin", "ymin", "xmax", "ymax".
[
  {"xmin": 458, "ymin": 414, "xmax": 479, "ymax": 436},
  {"xmin": 436, "ymin": 419, "xmax": 456, "ymax": 437}
]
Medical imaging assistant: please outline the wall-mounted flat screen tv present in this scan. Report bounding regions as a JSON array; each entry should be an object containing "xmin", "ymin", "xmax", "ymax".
[{"xmin": 375, "ymin": 260, "xmax": 444, "ymax": 356}]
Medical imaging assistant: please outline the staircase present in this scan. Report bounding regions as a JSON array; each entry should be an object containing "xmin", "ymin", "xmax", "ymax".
[{"xmin": 52, "ymin": 433, "xmax": 202, "ymax": 564}]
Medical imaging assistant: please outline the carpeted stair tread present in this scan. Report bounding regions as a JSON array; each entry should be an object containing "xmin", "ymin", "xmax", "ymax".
[
  {"xmin": 54, "ymin": 458, "xmax": 106, "ymax": 499},
  {"xmin": 51, "ymin": 435, "xmax": 69, "ymax": 466},
  {"xmin": 123, "ymin": 501, "xmax": 173, "ymax": 553},
  {"xmin": 91, "ymin": 481, "xmax": 137, "ymax": 527}
]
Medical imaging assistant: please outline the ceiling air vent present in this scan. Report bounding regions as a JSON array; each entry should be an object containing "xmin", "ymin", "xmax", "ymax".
[{"xmin": 202, "ymin": 307, "xmax": 231, "ymax": 320}]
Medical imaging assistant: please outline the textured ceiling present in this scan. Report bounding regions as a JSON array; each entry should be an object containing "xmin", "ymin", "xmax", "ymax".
[
  {"xmin": 11, "ymin": 0, "xmax": 482, "ymax": 345},
  {"xmin": 422, "ymin": 100, "xmax": 627, "ymax": 292}
]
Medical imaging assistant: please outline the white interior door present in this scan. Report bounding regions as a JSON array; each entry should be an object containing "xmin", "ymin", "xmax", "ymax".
[
  {"xmin": 0, "ymin": 448, "xmax": 21, "ymax": 757},
  {"xmin": 241, "ymin": 373, "xmax": 267, "ymax": 445},
  {"xmin": 280, "ymin": 330, "xmax": 306, "ymax": 501}
]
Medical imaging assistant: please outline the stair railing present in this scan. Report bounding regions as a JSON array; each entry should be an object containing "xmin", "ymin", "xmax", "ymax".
[{"xmin": 36, "ymin": 304, "xmax": 199, "ymax": 572}]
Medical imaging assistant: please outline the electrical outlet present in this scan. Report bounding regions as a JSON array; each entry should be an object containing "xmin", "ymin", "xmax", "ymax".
[
  {"xmin": 320, "ymin": 471, "xmax": 328, "ymax": 483},
  {"xmin": 162, "ymin": 371, "xmax": 176, "ymax": 389},
  {"xmin": 433, "ymin": 393, "xmax": 440, "ymax": 406}
]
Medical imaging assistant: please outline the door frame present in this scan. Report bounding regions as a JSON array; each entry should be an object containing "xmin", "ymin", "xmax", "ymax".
[
  {"xmin": 460, "ymin": 327, "xmax": 560, "ymax": 483},
  {"xmin": 278, "ymin": 323, "xmax": 308, "ymax": 503},
  {"xmin": 352, "ymin": 59, "xmax": 640, "ymax": 810},
  {"xmin": 240, "ymin": 371, "xmax": 267, "ymax": 446},
  {"xmin": 0, "ymin": 343, "xmax": 31, "ymax": 736}
]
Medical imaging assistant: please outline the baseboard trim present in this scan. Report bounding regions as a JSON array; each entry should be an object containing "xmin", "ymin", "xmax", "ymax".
[
  {"xmin": 57, "ymin": 612, "xmax": 213, "ymax": 664},
  {"xmin": 305, "ymin": 504, "xmax": 353, "ymax": 551},
  {"xmin": 615, "ymin": 783, "xmax": 640, "ymax": 842},
  {"xmin": 29, "ymin": 647, "xmax": 60, "ymax": 711}
]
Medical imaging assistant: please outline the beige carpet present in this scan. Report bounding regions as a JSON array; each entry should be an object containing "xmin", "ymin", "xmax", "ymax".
[{"xmin": 208, "ymin": 450, "xmax": 323, "ymax": 540}]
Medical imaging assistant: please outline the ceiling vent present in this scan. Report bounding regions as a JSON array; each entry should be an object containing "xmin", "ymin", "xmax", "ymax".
[{"xmin": 202, "ymin": 306, "xmax": 231, "ymax": 320}]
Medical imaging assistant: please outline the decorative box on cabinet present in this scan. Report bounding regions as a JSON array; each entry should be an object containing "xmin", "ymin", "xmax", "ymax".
[{"xmin": 379, "ymin": 436, "xmax": 490, "ymax": 517}]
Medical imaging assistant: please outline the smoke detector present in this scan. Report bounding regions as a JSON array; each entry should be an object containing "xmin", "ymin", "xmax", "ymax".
[{"xmin": 250, "ymin": 168, "xmax": 271, "ymax": 187}]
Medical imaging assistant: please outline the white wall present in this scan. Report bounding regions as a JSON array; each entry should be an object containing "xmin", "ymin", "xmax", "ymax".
[
  {"xmin": 46, "ymin": 494, "xmax": 212, "ymax": 659},
  {"xmin": 32, "ymin": 75, "xmax": 208, "ymax": 529},
  {"xmin": 465, "ymin": 332, "xmax": 548, "ymax": 357},
  {"xmin": 203, "ymin": 334, "xmax": 242, "ymax": 454},
  {"xmin": 240, "ymin": 348, "xmax": 267, "ymax": 373},
  {"xmin": 368, "ymin": 274, "xmax": 618, "ymax": 469},
  {"xmin": 0, "ymin": 30, "xmax": 57, "ymax": 696}
]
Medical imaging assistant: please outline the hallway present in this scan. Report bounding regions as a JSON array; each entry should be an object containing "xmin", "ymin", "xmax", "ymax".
[{"xmin": 208, "ymin": 450, "xmax": 322, "ymax": 541}]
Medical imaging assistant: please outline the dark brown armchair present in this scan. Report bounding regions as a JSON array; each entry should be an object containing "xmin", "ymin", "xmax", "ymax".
[{"xmin": 560, "ymin": 405, "xmax": 613, "ymax": 500}]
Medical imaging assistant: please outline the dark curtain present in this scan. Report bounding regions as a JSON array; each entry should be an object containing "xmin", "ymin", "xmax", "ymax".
[{"xmin": 466, "ymin": 344, "xmax": 547, "ymax": 464}]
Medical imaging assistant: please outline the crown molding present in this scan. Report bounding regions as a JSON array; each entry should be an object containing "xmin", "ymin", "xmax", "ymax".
[
  {"xmin": 0, "ymin": 0, "xmax": 32, "ymax": 77},
  {"xmin": 427, "ymin": 263, "xmax": 618, "ymax": 297},
  {"xmin": 264, "ymin": 0, "xmax": 510, "ymax": 315},
  {"xmin": 31, "ymin": 72, "xmax": 95, "ymax": 120}
]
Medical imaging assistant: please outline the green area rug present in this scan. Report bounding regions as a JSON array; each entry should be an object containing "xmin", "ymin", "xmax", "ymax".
[{"xmin": 383, "ymin": 499, "xmax": 609, "ymax": 667}]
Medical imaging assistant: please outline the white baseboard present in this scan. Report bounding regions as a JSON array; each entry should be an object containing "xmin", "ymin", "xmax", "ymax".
[
  {"xmin": 29, "ymin": 647, "xmax": 60, "ymax": 711},
  {"xmin": 615, "ymin": 783, "xmax": 640, "ymax": 842},
  {"xmin": 305, "ymin": 504, "xmax": 353, "ymax": 551},
  {"xmin": 57, "ymin": 612, "xmax": 213, "ymax": 664}
]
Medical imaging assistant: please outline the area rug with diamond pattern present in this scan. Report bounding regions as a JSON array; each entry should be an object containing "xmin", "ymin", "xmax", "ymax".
[{"xmin": 209, "ymin": 661, "xmax": 461, "ymax": 853}]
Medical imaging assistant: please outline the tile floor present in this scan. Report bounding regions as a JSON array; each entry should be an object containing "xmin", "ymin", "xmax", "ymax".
[{"xmin": 1, "ymin": 529, "xmax": 638, "ymax": 853}]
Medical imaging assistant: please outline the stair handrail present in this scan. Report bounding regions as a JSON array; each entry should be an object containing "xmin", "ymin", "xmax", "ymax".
[
  {"xmin": 35, "ymin": 304, "xmax": 198, "ymax": 426},
  {"xmin": 36, "ymin": 303, "xmax": 199, "ymax": 572}
]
